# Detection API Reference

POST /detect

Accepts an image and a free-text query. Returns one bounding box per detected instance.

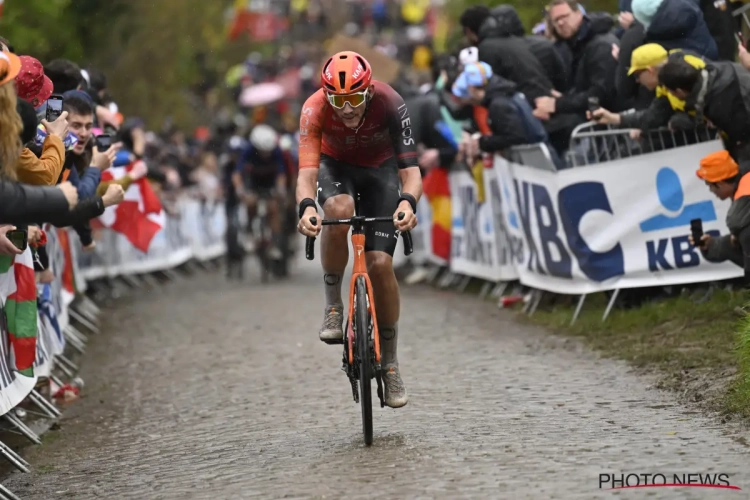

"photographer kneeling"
[691,151,750,279]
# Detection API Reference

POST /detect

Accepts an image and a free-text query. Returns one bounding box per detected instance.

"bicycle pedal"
[321,337,344,345]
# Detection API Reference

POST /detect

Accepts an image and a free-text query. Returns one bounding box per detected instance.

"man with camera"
[690,150,750,280]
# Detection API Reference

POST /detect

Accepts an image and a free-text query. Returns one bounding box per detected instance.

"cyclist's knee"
[323,195,354,219]
[366,252,394,279]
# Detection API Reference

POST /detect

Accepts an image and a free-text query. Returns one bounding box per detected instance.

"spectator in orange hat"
[690,150,750,277]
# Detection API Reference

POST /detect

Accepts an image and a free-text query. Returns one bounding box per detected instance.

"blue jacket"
[67,166,102,200]
[645,0,718,60]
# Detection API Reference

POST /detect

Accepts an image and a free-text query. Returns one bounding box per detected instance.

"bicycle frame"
[345,221,381,366]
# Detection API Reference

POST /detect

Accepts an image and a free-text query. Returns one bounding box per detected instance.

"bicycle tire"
[355,275,373,445]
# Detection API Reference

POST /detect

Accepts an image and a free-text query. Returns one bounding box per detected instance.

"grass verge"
[520,288,750,421]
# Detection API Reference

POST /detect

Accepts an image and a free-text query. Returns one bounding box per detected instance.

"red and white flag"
[97,161,165,253]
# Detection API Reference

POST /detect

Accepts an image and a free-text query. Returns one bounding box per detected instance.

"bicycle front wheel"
[355,275,373,445]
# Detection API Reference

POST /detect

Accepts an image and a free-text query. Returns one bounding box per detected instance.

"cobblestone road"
[6,257,750,499]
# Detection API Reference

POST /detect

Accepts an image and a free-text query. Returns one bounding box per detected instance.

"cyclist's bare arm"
[296,96,324,236]
[296,96,325,203]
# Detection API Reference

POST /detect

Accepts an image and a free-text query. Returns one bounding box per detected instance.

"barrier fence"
[406,126,744,320]
[0,195,226,498]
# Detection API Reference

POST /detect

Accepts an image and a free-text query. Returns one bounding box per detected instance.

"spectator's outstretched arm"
[619,96,674,130]
[96,176,134,197]
[47,197,105,247]
[0,178,70,224]
[47,196,104,228]
[479,98,529,153]
[555,40,618,114]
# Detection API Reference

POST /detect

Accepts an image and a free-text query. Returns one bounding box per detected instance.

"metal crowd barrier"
[566,121,717,167]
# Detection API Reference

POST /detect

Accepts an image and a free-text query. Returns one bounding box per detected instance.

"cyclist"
[295,51,422,408]
[233,124,287,260]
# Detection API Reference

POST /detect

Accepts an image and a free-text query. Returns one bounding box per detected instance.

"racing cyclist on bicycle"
[233,124,287,260]
[296,51,423,408]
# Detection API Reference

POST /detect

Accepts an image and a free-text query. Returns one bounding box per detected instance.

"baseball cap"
[452,62,492,99]
[696,150,739,183]
[0,48,22,86]
[459,47,479,66]
[628,43,668,75]
[15,55,53,108]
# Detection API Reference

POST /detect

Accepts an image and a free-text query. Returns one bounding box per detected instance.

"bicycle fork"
[341,303,385,408]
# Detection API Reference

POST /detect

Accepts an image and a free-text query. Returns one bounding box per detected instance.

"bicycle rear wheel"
[355,275,373,445]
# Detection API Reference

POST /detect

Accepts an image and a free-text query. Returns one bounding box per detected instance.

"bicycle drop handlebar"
[305,213,414,261]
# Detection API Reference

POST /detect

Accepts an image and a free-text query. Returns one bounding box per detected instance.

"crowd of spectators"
[375,0,749,173]
[0,35,229,282]
[336,0,750,296]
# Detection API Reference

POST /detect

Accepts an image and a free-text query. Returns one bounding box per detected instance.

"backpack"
[508,92,548,144]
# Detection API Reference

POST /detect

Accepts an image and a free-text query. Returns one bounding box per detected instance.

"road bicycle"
[305,211,413,446]
[251,195,291,283]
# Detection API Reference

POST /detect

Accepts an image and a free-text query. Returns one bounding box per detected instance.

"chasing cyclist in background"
[295,51,422,408]
[233,124,287,260]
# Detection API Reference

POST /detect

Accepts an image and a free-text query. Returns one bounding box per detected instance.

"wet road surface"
[6,256,750,499]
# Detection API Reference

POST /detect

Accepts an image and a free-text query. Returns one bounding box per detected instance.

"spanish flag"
[423,167,451,261]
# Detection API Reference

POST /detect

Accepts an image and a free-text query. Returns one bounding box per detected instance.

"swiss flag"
[98,161,165,252]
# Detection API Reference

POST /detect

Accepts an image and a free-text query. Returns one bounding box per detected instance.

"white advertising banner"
[449,170,499,280]
[485,140,743,294]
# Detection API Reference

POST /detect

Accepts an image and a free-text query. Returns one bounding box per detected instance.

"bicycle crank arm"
[375,370,385,408]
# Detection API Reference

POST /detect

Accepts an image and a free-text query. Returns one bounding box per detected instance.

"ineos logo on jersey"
[397,103,415,146]
[300,107,313,136]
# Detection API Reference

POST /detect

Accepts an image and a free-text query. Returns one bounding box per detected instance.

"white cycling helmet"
[279,135,293,152]
[249,124,278,152]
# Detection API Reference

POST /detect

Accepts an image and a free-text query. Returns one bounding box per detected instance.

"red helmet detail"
[320,51,373,95]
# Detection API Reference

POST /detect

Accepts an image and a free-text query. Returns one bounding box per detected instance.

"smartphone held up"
[690,218,703,246]
[95,134,112,153]
[46,94,63,122]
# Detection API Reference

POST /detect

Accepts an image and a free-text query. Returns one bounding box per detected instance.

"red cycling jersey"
[298,81,419,170]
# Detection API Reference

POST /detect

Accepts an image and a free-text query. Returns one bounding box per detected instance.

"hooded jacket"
[555,15,620,114]
[475,15,553,102]
[634,0,718,60]
[490,6,570,92]
[476,76,532,153]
